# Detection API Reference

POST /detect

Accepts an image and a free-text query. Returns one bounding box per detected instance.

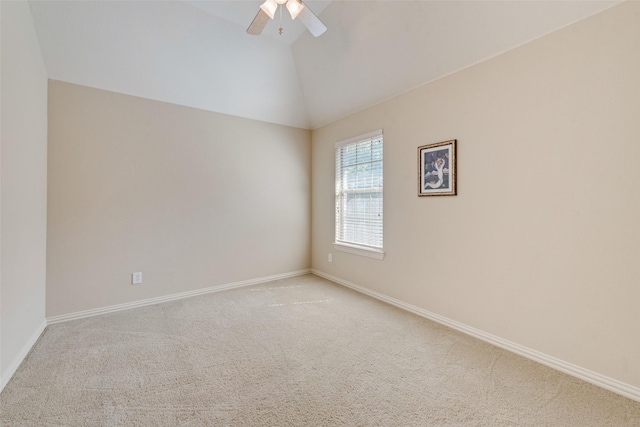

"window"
[334,130,383,259]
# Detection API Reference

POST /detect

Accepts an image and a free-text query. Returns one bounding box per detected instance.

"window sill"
[333,242,385,260]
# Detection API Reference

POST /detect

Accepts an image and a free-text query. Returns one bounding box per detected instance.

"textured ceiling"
[28,1,622,129]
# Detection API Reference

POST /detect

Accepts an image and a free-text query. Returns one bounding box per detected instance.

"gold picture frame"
[418,139,457,197]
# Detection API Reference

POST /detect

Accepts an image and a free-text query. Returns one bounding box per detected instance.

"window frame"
[334,129,384,260]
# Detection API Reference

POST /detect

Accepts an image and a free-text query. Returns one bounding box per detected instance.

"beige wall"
[0,1,49,387]
[311,1,640,389]
[47,81,311,317]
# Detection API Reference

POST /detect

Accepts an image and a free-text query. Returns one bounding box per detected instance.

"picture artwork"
[418,139,457,197]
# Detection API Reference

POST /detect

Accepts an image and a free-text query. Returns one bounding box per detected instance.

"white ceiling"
[28,1,622,129]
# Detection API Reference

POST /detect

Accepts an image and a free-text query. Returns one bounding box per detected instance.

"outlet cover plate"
[132,272,142,285]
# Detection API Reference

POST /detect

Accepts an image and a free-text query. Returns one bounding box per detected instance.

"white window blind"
[335,130,383,251]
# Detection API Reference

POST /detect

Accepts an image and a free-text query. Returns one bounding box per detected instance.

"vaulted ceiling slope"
[29,1,621,130]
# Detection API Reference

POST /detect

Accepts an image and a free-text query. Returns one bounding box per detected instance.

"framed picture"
[418,139,457,196]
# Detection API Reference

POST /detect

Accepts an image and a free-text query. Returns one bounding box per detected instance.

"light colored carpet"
[2,274,639,426]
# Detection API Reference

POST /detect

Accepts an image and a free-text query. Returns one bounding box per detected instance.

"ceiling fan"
[247,0,327,37]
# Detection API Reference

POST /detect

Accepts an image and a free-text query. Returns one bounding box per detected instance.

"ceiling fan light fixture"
[286,0,304,20]
[259,0,278,20]
[248,0,326,37]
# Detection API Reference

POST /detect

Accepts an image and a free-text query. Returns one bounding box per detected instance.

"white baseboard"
[311,269,640,403]
[47,269,311,325]
[0,320,47,394]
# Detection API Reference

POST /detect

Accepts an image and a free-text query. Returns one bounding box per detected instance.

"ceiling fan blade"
[247,9,270,35]
[297,3,327,37]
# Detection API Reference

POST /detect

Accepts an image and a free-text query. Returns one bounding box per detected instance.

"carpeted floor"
[2,274,639,426]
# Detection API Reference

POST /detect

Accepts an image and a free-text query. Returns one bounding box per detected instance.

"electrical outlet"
[132,272,142,285]
[328,253,332,263]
